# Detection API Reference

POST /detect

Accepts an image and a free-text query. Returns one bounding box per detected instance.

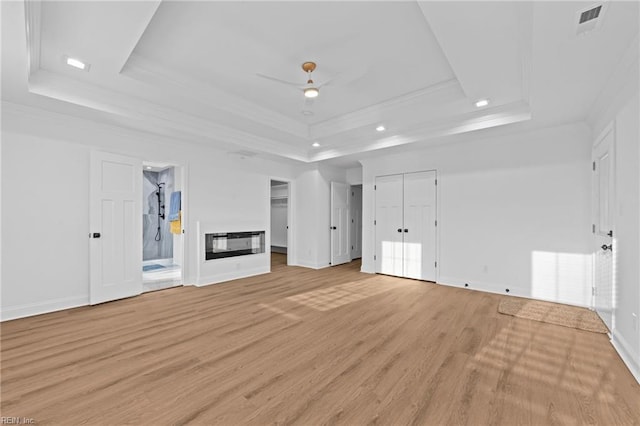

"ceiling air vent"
[575,3,607,36]
[579,5,602,24]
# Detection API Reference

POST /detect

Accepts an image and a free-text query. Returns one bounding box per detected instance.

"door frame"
[330,181,351,266]
[141,160,188,288]
[268,177,295,266]
[373,170,439,282]
[349,184,363,260]
[591,123,616,328]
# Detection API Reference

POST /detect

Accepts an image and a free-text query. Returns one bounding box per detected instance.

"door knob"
[607,230,613,237]
[330,226,337,230]
[404,229,408,233]
[397,228,402,233]
[601,244,612,251]
[92,233,101,238]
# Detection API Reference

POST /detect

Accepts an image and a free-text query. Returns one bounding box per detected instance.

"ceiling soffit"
[22,1,535,163]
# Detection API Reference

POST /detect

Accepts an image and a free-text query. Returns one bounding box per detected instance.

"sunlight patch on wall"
[531,251,592,306]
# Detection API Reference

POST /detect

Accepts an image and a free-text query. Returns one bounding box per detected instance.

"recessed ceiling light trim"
[312,142,320,147]
[376,125,386,132]
[475,99,489,108]
[64,55,90,71]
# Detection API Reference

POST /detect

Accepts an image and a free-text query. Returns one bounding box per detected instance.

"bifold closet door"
[403,171,437,281]
[374,174,404,276]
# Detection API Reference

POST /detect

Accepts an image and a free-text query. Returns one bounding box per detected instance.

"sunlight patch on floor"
[286,280,394,311]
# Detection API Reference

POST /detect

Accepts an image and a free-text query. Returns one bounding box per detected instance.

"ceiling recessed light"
[312,142,320,147]
[66,57,87,70]
[475,99,489,108]
[376,125,386,132]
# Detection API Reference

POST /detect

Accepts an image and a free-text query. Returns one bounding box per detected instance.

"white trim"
[195,267,269,287]
[437,277,593,309]
[24,0,41,77]
[1,296,89,322]
[291,260,329,270]
[611,329,640,384]
[268,177,296,266]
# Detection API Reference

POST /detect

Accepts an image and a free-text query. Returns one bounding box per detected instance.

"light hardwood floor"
[2,254,639,425]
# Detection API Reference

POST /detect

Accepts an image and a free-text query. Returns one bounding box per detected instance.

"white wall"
[362,122,593,307]
[610,94,640,382]
[292,164,347,269]
[0,102,307,320]
[588,36,639,383]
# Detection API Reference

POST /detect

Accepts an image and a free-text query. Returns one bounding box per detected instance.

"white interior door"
[350,185,363,260]
[375,175,404,276]
[330,182,350,266]
[90,151,142,305]
[403,171,437,281]
[593,130,615,330]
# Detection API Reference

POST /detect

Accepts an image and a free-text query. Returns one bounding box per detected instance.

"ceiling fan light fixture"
[304,87,319,98]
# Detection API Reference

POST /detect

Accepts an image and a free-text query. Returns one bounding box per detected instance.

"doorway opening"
[142,163,184,292]
[350,184,363,260]
[270,179,289,270]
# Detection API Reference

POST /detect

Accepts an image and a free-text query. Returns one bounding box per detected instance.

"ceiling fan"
[257,61,331,100]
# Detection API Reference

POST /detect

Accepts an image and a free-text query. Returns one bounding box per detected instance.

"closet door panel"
[375,174,404,276]
[403,171,437,281]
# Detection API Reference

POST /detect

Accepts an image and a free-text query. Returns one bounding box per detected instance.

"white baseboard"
[611,330,640,384]
[1,295,89,322]
[437,276,592,309]
[290,259,328,270]
[195,266,269,287]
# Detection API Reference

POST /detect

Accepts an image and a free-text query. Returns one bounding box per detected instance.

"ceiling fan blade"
[256,73,302,88]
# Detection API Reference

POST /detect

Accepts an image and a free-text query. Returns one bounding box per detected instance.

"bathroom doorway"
[142,163,184,292]
[270,179,289,269]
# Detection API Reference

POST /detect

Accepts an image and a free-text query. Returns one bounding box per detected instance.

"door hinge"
[592,161,596,171]
[435,261,437,268]
[435,179,438,186]
[352,191,354,196]
[592,224,596,233]
[352,245,354,250]
[435,220,437,226]
[374,255,377,260]
[374,220,376,225]
[592,287,596,296]
[374,185,377,190]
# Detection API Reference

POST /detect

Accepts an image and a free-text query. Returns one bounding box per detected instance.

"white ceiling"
[1,1,638,166]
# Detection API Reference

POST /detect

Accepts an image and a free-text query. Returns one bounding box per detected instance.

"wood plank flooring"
[2,254,639,425]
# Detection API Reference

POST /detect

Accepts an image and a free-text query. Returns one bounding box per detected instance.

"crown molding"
[24,0,41,77]
[122,53,310,140]
[309,79,460,140]
[27,69,311,162]
[308,100,531,162]
[517,1,533,104]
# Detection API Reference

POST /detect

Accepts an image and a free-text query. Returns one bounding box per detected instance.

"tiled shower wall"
[143,168,174,261]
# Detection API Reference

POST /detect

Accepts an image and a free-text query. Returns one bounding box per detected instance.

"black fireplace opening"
[205,231,265,260]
